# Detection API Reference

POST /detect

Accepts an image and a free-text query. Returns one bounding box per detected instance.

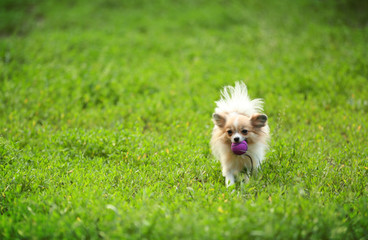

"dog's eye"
[241,129,248,134]
[227,130,233,135]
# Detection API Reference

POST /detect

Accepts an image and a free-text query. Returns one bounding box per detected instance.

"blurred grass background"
[1,0,368,239]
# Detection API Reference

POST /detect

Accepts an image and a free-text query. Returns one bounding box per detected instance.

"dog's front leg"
[225,173,235,187]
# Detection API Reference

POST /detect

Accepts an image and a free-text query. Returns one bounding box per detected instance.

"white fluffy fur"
[215,82,264,116]
[211,82,270,186]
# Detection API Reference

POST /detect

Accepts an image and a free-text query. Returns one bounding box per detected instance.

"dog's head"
[212,112,268,144]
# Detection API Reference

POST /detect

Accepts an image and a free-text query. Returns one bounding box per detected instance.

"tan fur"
[215,113,268,145]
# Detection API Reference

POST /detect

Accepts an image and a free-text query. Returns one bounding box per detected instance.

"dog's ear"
[212,113,226,128]
[251,113,268,128]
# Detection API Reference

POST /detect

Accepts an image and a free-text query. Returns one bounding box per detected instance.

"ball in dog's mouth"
[231,140,248,155]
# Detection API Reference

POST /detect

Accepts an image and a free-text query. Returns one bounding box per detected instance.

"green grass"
[1,0,368,239]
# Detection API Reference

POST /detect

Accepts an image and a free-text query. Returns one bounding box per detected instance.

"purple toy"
[231,141,248,155]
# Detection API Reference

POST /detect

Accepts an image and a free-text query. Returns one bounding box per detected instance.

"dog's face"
[212,112,267,144]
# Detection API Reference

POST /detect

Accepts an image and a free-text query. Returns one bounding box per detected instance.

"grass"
[1,0,368,239]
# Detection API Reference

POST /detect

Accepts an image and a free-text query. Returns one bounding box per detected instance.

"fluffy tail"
[214,82,264,116]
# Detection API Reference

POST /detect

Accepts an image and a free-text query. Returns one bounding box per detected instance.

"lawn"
[1,0,368,239]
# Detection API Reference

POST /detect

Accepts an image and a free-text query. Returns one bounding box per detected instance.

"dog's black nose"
[234,137,240,142]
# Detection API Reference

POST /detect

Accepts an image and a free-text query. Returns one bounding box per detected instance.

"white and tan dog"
[211,82,270,186]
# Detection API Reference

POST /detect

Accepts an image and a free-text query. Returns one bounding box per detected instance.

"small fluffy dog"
[210,82,270,186]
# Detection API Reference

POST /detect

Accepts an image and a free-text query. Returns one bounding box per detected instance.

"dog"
[210,82,270,186]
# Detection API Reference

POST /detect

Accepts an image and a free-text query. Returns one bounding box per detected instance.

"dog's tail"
[215,82,264,116]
